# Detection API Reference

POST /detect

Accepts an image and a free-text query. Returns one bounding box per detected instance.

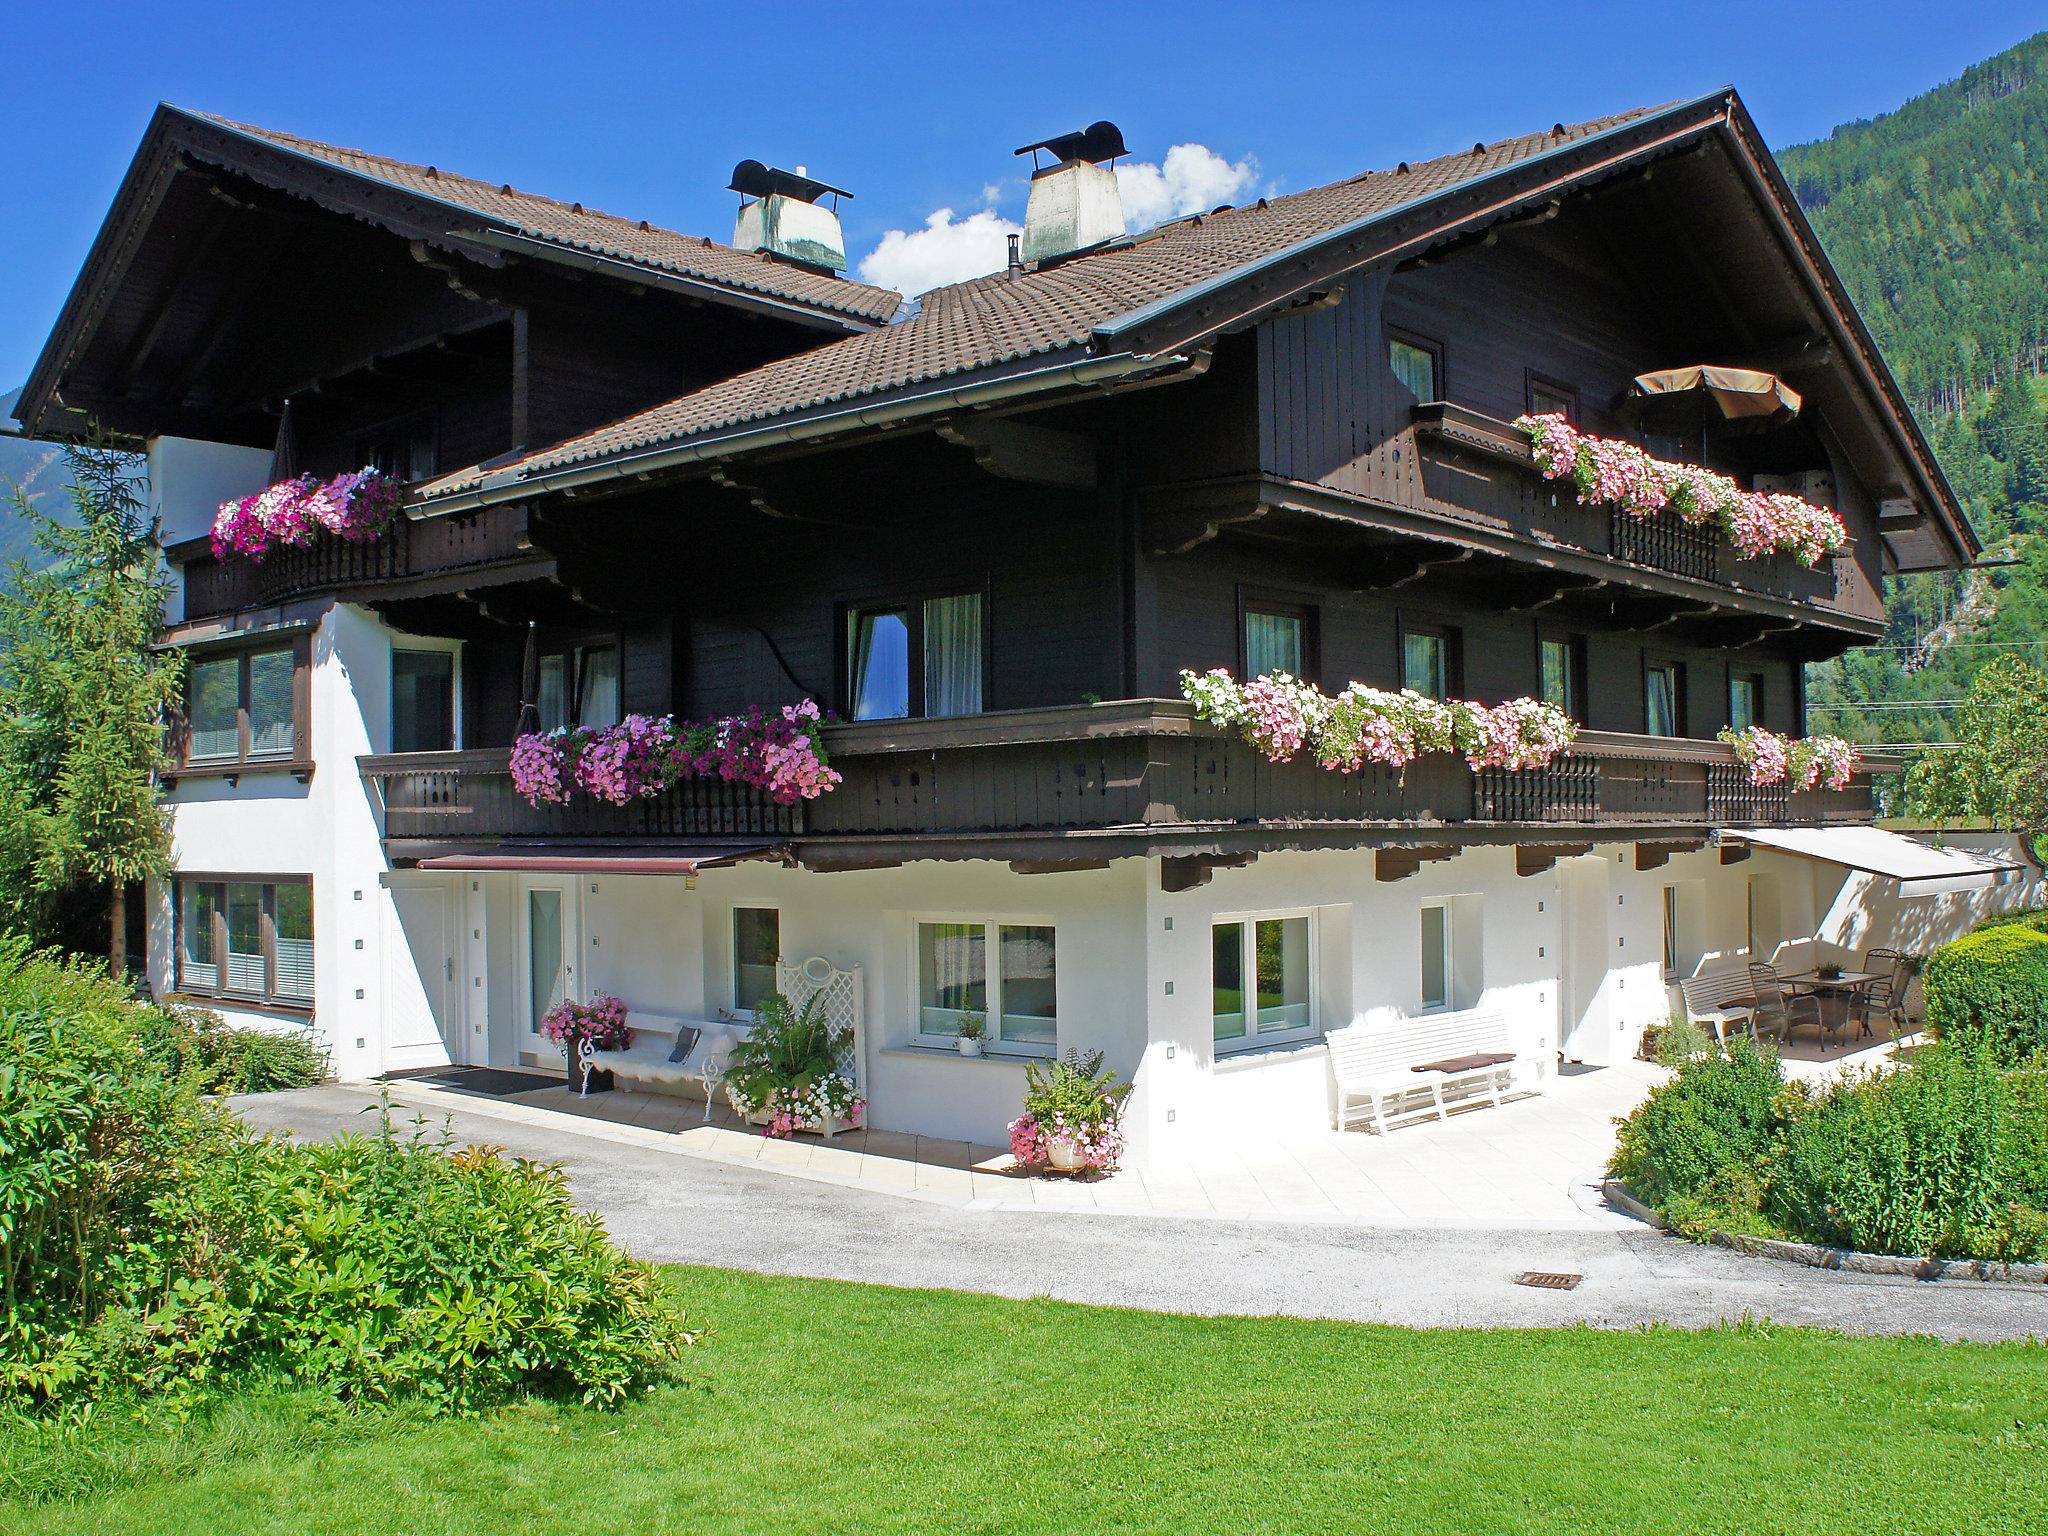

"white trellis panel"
[778,955,866,1093]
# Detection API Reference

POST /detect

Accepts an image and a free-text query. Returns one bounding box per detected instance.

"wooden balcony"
[362,701,1888,862]
[1411,402,1869,621]
[175,507,539,619]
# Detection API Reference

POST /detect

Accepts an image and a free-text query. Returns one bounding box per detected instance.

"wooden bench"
[1677,969,1758,1045]
[584,1012,740,1120]
[1327,1009,1519,1134]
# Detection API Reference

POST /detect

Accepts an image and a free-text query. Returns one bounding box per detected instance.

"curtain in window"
[1245,611,1303,679]
[997,925,1056,1044]
[225,882,266,993]
[850,609,912,721]
[537,656,568,732]
[579,647,621,729]
[1646,667,1678,737]
[917,922,985,1035]
[1403,632,1447,700]
[189,658,239,760]
[1389,338,1437,400]
[181,882,218,990]
[923,594,984,717]
[273,883,314,1002]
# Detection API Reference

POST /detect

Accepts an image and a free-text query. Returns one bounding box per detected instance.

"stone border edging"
[1602,1180,2048,1285]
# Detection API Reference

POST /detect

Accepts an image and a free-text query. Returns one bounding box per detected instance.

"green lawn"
[5,1266,2045,1535]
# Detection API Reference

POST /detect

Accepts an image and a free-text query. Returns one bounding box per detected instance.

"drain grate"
[1515,1270,1584,1291]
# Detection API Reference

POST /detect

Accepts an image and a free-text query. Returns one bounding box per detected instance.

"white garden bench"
[1677,967,1758,1045]
[1327,1009,1520,1134]
[583,1012,740,1120]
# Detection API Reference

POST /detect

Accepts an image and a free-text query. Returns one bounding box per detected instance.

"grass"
[5,1266,2045,1535]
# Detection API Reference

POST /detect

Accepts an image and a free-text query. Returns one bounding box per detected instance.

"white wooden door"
[384,882,458,1071]
[1557,857,1610,1066]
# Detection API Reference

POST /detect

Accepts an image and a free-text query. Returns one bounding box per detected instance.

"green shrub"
[0,939,690,1418]
[1968,906,2048,935]
[130,1005,327,1094]
[1924,924,2048,1063]
[1768,1046,2048,1261]
[1609,1037,1785,1205]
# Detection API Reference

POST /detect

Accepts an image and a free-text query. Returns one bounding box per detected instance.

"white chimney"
[1015,121,1129,265]
[729,160,851,274]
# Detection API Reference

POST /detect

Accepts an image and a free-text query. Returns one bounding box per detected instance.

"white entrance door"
[384,882,459,1072]
[1557,857,1611,1066]
[518,877,580,1061]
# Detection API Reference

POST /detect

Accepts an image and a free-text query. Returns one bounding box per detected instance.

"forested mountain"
[1782,32,2048,745]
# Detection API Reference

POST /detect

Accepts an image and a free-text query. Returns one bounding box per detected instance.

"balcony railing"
[361,701,1888,854]
[176,507,535,619]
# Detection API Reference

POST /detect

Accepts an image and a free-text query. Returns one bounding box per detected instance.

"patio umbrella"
[1629,365,1801,424]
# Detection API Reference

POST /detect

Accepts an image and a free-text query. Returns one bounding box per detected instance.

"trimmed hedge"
[1925,923,2048,1064]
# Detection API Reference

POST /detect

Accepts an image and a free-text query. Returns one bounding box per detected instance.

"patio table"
[1783,970,1884,1038]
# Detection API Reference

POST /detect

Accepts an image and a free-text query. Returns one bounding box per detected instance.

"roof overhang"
[1724,825,2019,894]
[414,842,779,876]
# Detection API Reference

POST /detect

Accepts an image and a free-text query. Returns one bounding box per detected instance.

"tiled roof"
[194,113,904,327]
[416,106,1664,501]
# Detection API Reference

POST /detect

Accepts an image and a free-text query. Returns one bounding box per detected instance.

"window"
[915,918,1056,1053]
[537,641,619,732]
[1212,914,1313,1049]
[846,593,985,722]
[1645,661,1682,738]
[1539,635,1585,721]
[360,414,439,482]
[1388,329,1441,401]
[175,876,313,1008]
[1243,596,1316,681]
[180,640,304,768]
[392,649,457,753]
[1402,624,1458,701]
[1729,672,1762,733]
[1527,374,1579,422]
[1420,902,1450,1012]
[1662,885,1681,978]
[733,907,780,1014]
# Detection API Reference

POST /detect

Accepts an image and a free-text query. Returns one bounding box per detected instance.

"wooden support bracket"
[1160,852,1257,893]
[1375,846,1458,882]
[1515,843,1593,878]
[1719,842,1753,865]
[1635,839,1706,872]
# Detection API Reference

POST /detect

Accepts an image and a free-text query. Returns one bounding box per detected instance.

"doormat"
[1514,1271,1584,1290]
[383,1067,557,1099]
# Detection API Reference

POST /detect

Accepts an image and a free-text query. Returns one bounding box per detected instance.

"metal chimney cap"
[728,160,853,205]
[1013,121,1128,167]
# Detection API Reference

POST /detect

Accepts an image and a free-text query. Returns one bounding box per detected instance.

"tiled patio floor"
[379,1029,1926,1229]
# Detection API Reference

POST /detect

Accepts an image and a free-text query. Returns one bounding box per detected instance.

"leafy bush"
[1925,923,2048,1063]
[130,1005,327,1093]
[725,990,852,1114]
[1769,1047,2048,1260]
[0,939,690,1419]
[1968,906,2048,935]
[1610,1037,1784,1206]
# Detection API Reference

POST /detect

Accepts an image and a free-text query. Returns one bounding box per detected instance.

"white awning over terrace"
[1724,826,2021,896]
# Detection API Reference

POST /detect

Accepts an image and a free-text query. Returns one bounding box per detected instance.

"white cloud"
[1116,143,1261,231]
[857,206,1021,299]
[855,143,1260,301]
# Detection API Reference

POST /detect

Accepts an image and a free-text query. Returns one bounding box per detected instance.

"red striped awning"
[415,843,775,876]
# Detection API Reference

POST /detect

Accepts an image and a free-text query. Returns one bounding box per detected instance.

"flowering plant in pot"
[724,991,864,1136]
[540,993,632,1093]
[1716,726,1857,791]
[1009,1049,1132,1176]
[508,700,842,809]
[954,1010,987,1058]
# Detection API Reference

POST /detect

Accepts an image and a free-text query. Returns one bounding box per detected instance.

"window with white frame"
[1212,914,1314,1049]
[915,919,1056,1053]
[1419,902,1451,1012]
[733,906,780,1015]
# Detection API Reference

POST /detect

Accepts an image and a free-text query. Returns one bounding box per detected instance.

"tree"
[0,441,180,967]
[1899,654,2048,843]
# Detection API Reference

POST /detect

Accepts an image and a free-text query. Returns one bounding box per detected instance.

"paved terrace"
[233,1029,2048,1341]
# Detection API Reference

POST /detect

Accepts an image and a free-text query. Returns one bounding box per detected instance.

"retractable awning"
[416,843,777,876]
[1724,826,2019,894]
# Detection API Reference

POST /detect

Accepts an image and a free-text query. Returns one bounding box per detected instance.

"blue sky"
[1,1,2040,391]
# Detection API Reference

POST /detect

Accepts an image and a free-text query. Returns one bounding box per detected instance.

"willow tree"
[0,441,180,966]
